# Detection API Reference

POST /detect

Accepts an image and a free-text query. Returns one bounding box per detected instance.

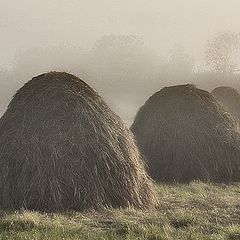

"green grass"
[0,182,239,240]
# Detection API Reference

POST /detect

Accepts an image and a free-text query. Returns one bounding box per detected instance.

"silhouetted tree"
[206,32,240,73]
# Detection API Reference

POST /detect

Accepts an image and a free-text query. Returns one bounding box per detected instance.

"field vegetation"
[0,182,239,240]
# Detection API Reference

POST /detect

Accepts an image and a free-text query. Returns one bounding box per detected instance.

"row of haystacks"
[0,72,157,212]
[0,71,240,212]
[131,84,240,183]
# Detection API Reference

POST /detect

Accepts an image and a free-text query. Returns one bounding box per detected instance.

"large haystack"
[131,84,240,183]
[0,72,157,211]
[212,86,240,121]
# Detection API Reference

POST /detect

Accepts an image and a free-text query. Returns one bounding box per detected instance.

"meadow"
[0,182,239,240]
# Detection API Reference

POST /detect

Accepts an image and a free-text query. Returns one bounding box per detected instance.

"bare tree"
[206,32,240,73]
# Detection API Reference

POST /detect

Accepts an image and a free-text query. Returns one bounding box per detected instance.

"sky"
[1,0,240,123]
[1,0,240,68]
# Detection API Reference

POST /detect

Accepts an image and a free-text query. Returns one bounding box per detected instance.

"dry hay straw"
[131,84,240,183]
[0,72,157,212]
[212,86,240,122]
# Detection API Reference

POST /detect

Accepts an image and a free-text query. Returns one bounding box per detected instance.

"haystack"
[131,84,240,183]
[0,72,157,211]
[212,86,240,121]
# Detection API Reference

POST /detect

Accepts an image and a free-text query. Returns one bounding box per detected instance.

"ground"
[0,182,239,240]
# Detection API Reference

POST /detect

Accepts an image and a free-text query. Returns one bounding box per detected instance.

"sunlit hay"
[0,71,157,212]
[131,84,240,183]
[212,86,240,122]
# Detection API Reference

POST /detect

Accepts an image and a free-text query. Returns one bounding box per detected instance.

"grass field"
[0,182,239,240]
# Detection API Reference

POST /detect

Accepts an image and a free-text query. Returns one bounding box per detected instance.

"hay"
[212,86,240,121]
[131,84,240,183]
[0,72,157,212]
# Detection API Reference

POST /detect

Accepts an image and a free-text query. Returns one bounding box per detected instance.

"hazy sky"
[1,0,240,123]
[1,0,240,68]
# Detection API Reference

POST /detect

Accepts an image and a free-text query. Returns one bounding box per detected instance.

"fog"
[1,0,240,124]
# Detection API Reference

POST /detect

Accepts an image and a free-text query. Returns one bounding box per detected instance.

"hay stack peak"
[131,84,240,183]
[0,71,157,211]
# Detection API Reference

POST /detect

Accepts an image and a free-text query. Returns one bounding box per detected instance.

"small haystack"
[0,72,157,211]
[212,86,240,121]
[131,84,240,183]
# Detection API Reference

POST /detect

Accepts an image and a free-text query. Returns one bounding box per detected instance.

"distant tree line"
[1,31,240,123]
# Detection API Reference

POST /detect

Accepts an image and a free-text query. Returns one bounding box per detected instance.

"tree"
[166,44,195,77]
[88,34,164,93]
[206,32,240,73]
[86,35,166,124]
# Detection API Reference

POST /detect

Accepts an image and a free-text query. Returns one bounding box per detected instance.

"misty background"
[1,0,240,125]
